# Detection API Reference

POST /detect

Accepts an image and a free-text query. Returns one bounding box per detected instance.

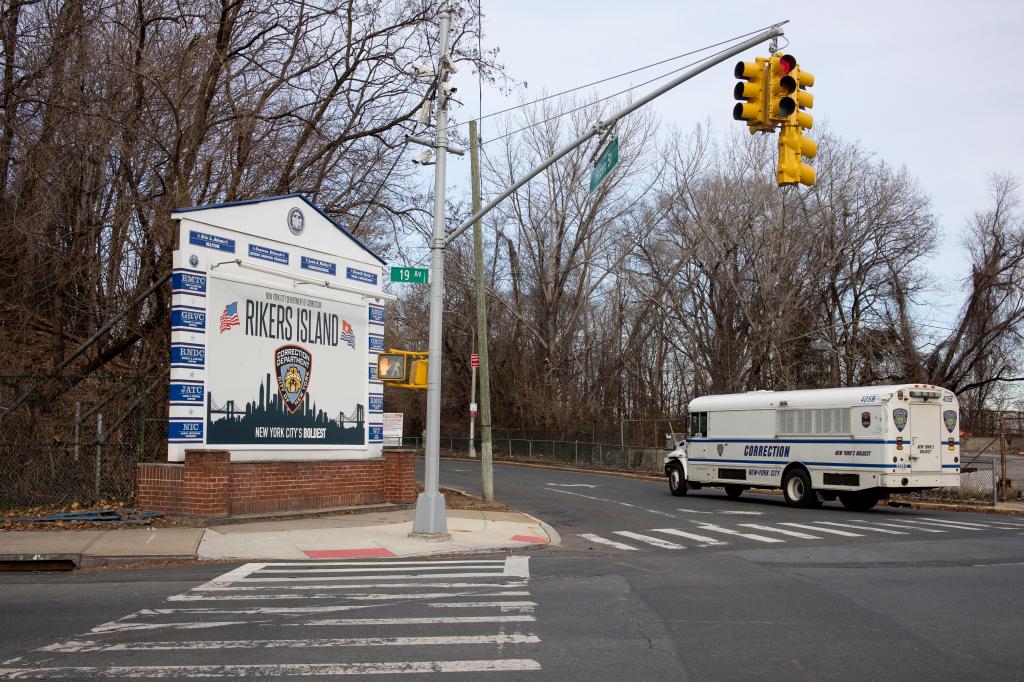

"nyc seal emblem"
[893,408,908,432]
[717,443,725,456]
[943,410,957,433]
[275,344,312,413]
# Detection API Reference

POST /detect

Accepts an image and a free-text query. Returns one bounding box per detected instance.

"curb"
[438,484,560,548]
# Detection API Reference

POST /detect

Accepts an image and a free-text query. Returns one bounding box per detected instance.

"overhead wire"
[455,22,779,131]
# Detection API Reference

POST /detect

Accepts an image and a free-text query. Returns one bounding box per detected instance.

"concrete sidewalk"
[0,509,558,568]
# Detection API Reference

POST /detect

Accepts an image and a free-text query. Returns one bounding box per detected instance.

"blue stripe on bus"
[687,457,894,469]
[687,438,960,446]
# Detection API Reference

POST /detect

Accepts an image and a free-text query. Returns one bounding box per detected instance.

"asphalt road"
[1,459,1022,680]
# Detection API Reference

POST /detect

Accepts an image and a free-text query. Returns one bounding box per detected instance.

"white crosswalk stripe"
[579,533,639,550]
[1,558,542,678]
[738,523,821,539]
[693,523,785,543]
[900,519,990,531]
[613,531,686,549]
[812,521,910,535]
[649,528,729,546]
[778,522,864,537]
[852,520,947,533]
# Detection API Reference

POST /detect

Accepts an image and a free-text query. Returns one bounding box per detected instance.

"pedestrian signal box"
[378,350,428,389]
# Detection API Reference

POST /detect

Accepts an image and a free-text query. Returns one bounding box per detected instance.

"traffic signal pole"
[415,16,785,535]
[443,22,786,249]
[412,6,452,537]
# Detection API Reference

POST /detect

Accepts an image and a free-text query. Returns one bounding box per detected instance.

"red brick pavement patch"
[303,548,396,559]
[511,534,548,544]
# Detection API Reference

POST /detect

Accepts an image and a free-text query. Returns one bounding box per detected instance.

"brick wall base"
[137,450,418,518]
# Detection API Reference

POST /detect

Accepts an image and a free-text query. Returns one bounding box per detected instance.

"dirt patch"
[1,502,185,532]
[422,484,515,513]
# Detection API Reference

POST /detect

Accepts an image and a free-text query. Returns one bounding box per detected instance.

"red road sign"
[471,353,479,368]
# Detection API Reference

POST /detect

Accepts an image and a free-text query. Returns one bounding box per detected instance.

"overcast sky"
[437,0,1022,333]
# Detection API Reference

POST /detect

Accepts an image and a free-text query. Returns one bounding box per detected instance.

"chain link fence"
[405,436,667,475]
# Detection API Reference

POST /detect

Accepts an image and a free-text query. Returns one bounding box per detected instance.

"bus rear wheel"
[668,463,687,497]
[783,468,821,508]
[724,485,744,499]
[838,491,879,511]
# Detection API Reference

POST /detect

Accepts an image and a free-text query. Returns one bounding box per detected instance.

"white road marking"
[256,565,502,575]
[545,483,598,488]
[89,621,254,635]
[693,523,784,543]
[645,509,678,517]
[289,615,536,626]
[813,521,909,535]
[168,590,531,602]
[0,659,543,677]
[193,581,526,592]
[234,572,505,583]
[260,560,505,567]
[503,556,531,579]
[738,524,821,539]
[133,601,537,616]
[613,531,685,550]
[854,520,947,533]
[676,508,713,514]
[717,510,764,515]
[901,519,988,531]
[41,633,542,654]
[578,534,638,551]
[649,528,728,546]
[258,561,501,573]
[908,518,993,529]
[986,521,1024,528]
[779,522,863,537]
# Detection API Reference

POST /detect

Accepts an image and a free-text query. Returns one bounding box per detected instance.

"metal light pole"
[412,6,452,537]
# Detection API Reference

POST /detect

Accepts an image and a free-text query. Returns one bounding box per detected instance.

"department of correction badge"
[893,408,908,432]
[943,410,957,433]
[275,344,312,413]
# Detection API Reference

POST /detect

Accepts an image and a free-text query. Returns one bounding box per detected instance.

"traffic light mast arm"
[442,22,787,248]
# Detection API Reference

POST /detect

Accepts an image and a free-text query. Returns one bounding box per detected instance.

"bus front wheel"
[668,463,687,497]
[783,468,821,508]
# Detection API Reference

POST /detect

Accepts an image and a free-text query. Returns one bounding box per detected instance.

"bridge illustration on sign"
[206,373,364,445]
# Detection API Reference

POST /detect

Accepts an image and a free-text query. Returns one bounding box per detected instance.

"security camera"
[410,60,434,77]
[412,149,433,165]
[441,82,458,96]
[417,100,432,125]
[442,55,458,74]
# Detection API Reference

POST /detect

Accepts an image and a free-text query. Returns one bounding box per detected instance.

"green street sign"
[391,266,429,284]
[589,137,619,193]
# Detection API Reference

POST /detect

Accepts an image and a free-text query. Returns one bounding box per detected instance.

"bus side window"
[690,412,707,438]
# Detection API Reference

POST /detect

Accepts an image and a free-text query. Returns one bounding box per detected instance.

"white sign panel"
[383,413,404,446]
[205,277,366,447]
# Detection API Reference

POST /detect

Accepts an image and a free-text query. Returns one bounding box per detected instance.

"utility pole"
[468,328,476,458]
[470,119,494,501]
[412,6,453,537]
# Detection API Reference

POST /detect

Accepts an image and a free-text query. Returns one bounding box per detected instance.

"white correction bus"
[664,384,961,510]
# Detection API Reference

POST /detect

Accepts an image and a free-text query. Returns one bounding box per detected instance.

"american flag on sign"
[340,319,356,349]
[219,302,240,333]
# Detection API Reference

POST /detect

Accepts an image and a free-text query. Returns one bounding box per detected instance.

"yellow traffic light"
[778,124,817,186]
[732,57,774,133]
[772,54,816,187]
